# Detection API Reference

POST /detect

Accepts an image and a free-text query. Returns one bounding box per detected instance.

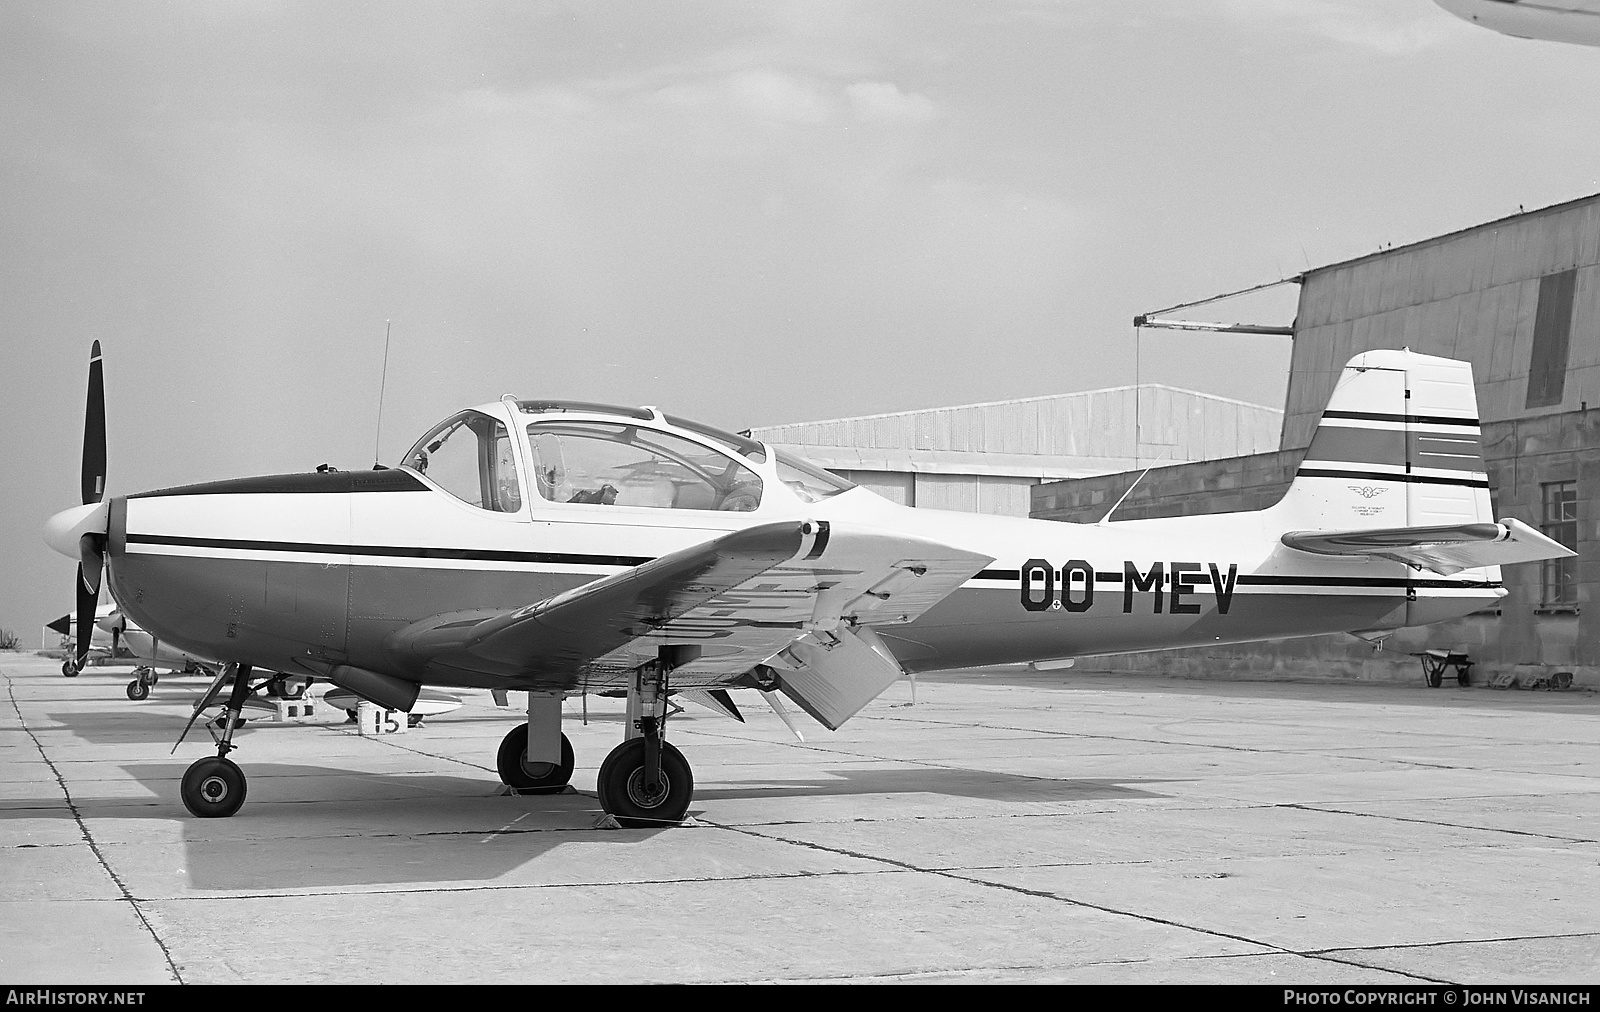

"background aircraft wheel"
[180,757,248,818]
[126,679,149,701]
[496,725,575,793]
[596,738,693,828]
[61,660,79,677]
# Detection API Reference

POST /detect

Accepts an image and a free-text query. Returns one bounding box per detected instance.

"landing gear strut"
[595,646,699,827]
[180,663,254,818]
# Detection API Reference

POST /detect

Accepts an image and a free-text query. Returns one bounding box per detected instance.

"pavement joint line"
[733,947,1421,984]
[4,670,185,984]
[1279,802,1600,845]
[730,961,1059,983]
[866,709,1600,758]
[136,864,906,903]
[323,724,499,774]
[709,817,1458,984]
[1307,929,1600,956]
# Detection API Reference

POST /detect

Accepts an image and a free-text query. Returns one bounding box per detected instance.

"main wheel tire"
[180,757,248,818]
[126,679,149,701]
[596,737,693,828]
[496,725,575,793]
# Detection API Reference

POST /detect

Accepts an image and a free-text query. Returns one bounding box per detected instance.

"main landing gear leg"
[496,692,574,793]
[596,646,697,828]
[180,663,252,819]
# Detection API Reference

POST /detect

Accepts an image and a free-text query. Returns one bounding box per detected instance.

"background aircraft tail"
[1271,349,1490,533]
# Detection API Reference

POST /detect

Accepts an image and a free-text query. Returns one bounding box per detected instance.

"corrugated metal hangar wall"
[1037,193,1600,685]
[749,386,1282,517]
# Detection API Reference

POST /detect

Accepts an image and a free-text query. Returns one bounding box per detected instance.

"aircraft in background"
[50,601,316,704]
[49,601,213,695]
[44,342,1573,826]
[1435,0,1600,48]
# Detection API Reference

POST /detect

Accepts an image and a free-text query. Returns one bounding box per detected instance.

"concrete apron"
[2,652,1598,984]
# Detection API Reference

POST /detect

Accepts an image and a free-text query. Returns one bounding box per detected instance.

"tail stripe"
[1295,467,1490,488]
[1322,409,1479,427]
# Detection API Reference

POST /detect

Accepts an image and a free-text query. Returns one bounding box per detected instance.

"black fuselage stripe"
[126,534,1502,592]
[962,568,1495,591]
[126,533,650,567]
[1295,467,1490,488]
[1321,410,1480,427]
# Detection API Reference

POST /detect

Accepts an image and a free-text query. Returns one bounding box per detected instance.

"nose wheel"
[125,666,158,700]
[180,756,248,818]
[178,662,257,819]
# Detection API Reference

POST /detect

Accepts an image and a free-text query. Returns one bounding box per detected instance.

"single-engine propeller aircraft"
[50,601,218,698]
[45,342,1574,825]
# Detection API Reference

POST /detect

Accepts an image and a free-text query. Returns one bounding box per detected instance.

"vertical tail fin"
[1272,349,1491,532]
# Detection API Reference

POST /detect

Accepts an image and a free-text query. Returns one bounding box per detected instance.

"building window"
[1526,269,1577,409]
[1541,480,1579,607]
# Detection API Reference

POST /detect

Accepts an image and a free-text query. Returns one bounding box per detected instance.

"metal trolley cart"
[1419,649,1473,687]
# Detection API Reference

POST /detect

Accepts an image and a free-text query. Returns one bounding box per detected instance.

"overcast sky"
[4,0,1599,640]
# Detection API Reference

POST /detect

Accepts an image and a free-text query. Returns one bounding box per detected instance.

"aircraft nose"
[43,501,110,558]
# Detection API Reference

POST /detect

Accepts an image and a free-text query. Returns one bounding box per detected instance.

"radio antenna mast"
[373,320,392,468]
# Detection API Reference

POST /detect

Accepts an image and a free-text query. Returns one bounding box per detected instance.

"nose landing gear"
[179,663,256,819]
[125,666,158,701]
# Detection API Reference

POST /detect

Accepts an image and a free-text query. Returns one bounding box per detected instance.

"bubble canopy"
[401,401,853,513]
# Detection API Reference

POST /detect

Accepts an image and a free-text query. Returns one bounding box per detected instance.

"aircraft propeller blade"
[81,341,106,506]
[66,342,108,675]
[74,564,97,672]
[760,689,805,742]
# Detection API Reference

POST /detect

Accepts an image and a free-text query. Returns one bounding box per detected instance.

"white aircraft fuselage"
[100,463,1493,690]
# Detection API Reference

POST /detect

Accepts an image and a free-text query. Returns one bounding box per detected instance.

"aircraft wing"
[1282,518,1574,576]
[387,520,993,689]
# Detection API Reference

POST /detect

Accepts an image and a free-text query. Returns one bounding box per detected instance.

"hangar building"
[747,386,1281,516]
[1036,193,1600,685]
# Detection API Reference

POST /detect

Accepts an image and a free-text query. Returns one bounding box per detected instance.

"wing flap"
[1282,518,1574,575]
[587,525,992,681]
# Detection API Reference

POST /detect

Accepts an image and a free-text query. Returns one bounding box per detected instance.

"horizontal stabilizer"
[1282,518,1575,576]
